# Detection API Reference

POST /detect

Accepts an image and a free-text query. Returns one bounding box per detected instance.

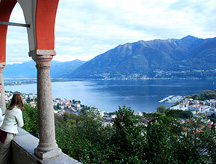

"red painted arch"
[36,0,59,50]
[0,0,59,63]
[0,0,17,63]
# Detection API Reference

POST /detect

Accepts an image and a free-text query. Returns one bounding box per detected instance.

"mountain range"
[3,35,216,79]
[3,59,86,78]
[70,35,216,79]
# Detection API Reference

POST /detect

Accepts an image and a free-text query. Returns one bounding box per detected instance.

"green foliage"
[178,110,193,118]
[143,112,162,119]
[107,112,116,116]
[208,113,216,123]
[181,118,214,163]
[109,106,147,163]
[72,99,81,104]
[167,110,193,119]
[55,110,113,164]
[25,96,31,103]
[22,105,216,164]
[146,116,176,163]
[145,115,214,163]
[156,105,166,113]
[171,99,185,108]
[190,90,216,100]
[22,104,39,136]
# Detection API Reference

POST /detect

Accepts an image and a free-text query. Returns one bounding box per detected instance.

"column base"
[34,147,62,159]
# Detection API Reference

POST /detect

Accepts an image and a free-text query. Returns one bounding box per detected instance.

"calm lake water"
[5,79,216,113]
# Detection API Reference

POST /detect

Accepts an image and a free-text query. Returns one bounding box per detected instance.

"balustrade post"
[29,50,61,159]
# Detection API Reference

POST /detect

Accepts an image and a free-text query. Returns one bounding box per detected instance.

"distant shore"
[4,77,216,87]
[5,79,216,113]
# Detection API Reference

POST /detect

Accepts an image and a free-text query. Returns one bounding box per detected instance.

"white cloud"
[10,3,25,23]
[4,0,216,64]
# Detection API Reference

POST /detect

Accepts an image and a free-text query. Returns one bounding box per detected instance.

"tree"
[157,105,166,113]
[178,110,193,118]
[146,116,175,163]
[22,104,39,137]
[110,106,147,163]
[146,115,204,163]
[22,104,216,164]
[167,110,193,119]
[55,109,113,164]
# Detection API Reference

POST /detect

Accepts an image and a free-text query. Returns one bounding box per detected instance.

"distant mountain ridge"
[70,35,216,79]
[3,60,86,78]
[4,35,216,79]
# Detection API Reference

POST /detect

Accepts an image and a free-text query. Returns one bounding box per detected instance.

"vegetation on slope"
[22,104,216,164]
[187,89,216,101]
[71,36,216,79]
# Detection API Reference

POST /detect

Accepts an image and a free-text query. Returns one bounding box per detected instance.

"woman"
[0,83,4,126]
[0,94,24,164]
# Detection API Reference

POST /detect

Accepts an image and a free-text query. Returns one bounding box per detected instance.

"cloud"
[4,0,216,64]
[167,0,216,37]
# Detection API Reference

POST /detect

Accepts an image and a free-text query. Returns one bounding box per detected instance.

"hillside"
[70,35,216,79]
[4,36,216,79]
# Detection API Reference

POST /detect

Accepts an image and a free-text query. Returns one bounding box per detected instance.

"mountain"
[3,60,86,78]
[4,60,37,78]
[70,35,216,79]
[50,60,86,78]
[4,36,216,79]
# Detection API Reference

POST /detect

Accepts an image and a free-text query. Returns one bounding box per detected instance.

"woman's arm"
[15,109,24,127]
[0,108,4,124]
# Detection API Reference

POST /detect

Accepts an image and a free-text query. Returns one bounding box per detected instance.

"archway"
[0,0,61,159]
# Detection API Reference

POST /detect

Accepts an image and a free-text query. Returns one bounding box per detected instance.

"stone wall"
[12,128,81,164]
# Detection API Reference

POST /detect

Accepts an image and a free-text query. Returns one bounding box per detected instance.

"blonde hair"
[7,94,25,111]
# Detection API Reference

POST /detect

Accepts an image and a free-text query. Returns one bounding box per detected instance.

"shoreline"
[4,77,216,86]
[4,79,216,113]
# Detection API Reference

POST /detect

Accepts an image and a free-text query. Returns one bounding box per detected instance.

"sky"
[5,0,216,64]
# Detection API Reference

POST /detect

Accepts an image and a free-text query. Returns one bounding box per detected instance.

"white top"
[0,106,24,134]
[0,108,4,126]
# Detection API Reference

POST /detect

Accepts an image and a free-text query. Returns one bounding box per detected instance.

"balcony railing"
[11,128,81,164]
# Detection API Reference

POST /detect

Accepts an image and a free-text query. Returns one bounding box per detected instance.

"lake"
[5,79,216,113]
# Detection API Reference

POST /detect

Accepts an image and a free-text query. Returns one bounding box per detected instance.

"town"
[5,91,118,126]
[170,97,216,116]
[4,91,216,129]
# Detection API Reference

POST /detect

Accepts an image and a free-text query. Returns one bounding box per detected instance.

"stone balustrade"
[12,128,81,164]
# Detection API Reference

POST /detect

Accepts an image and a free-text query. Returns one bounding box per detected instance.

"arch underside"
[0,0,60,159]
[0,0,17,63]
[0,0,59,63]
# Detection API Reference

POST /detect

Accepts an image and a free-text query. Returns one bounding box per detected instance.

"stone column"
[0,63,6,115]
[29,50,61,159]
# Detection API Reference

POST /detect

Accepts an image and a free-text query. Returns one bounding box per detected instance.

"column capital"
[29,50,56,68]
